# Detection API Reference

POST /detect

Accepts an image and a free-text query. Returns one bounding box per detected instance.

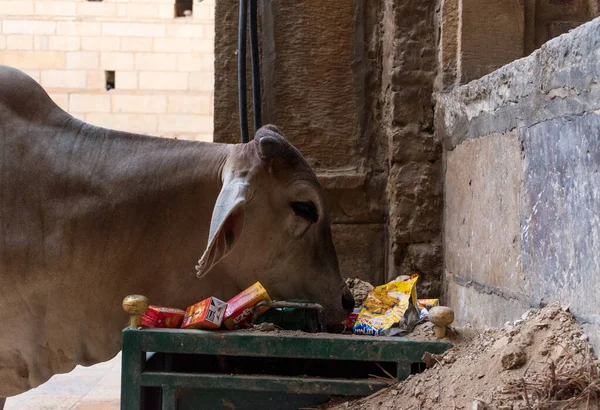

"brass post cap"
[122,295,149,315]
[428,306,455,326]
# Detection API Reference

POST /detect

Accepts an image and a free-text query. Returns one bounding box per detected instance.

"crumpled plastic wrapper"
[353,274,420,336]
[345,278,375,308]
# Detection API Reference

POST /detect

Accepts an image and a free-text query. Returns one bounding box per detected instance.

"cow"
[0,65,355,401]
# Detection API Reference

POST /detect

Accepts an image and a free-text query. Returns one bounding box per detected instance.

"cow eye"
[290,201,318,223]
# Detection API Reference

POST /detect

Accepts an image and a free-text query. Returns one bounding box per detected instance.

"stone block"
[189,72,214,91]
[86,71,105,89]
[459,0,525,83]
[135,53,177,71]
[0,35,5,49]
[521,112,600,328]
[34,36,49,50]
[0,1,34,15]
[190,39,213,53]
[87,113,158,134]
[66,51,99,70]
[331,223,386,285]
[138,71,188,90]
[389,125,441,163]
[57,22,101,37]
[166,24,203,38]
[167,95,212,115]
[3,20,56,35]
[6,35,33,50]
[391,241,442,297]
[125,4,160,19]
[158,4,175,19]
[41,70,87,89]
[81,37,120,52]
[321,173,387,224]
[153,37,193,53]
[69,94,111,113]
[111,95,167,114]
[49,36,80,51]
[389,161,442,243]
[77,1,117,17]
[444,131,522,289]
[100,52,134,70]
[120,37,153,52]
[158,114,213,133]
[101,23,166,38]
[34,1,76,17]
[0,51,65,69]
[391,86,433,127]
[115,71,138,90]
[176,54,204,71]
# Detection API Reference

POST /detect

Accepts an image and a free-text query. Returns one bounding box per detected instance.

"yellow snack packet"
[353,274,419,335]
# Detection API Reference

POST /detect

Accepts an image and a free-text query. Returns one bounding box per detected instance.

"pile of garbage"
[141,282,271,331]
[139,274,447,336]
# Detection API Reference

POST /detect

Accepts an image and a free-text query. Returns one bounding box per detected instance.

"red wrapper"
[142,305,186,329]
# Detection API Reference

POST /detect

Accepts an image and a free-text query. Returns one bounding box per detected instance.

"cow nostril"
[342,294,355,312]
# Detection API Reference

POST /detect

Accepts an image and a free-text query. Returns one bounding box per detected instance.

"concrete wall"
[438,17,600,349]
[0,0,214,141]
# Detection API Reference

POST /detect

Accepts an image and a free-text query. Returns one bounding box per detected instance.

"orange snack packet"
[142,305,186,329]
[181,297,227,329]
[223,282,271,330]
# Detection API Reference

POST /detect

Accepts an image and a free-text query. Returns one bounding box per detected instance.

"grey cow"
[0,65,354,402]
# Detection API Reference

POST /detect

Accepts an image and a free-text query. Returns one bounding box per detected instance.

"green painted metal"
[128,328,451,362]
[143,372,389,395]
[121,327,452,410]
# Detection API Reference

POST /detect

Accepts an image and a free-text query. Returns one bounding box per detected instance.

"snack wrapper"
[181,297,227,329]
[417,298,439,310]
[142,305,186,329]
[223,282,271,330]
[353,274,419,336]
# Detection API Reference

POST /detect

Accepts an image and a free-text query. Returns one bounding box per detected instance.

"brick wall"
[0,0,214,141]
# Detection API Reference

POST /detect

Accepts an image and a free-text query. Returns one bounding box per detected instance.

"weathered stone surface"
[331,224,386,285]
[391,241,443,296]
[459,0,525,84]
[389,162,442,243]
[445,131,523,290]
[437,18,600,150]
[389,125,441,163]
[440,17,600,350]
[521,112,600,327]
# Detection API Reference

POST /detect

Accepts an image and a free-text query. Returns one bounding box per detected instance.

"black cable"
[238,0,249,143]
[249,0,262,132]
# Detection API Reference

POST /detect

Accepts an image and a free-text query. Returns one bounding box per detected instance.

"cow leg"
[0,398,5,410]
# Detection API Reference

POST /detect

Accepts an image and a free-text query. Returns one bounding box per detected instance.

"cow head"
[195,125,355,325]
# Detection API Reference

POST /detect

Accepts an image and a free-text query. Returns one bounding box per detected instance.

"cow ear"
[195,178,247,278]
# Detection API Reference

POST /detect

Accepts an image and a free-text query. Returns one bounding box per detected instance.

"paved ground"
[5,353,121,410]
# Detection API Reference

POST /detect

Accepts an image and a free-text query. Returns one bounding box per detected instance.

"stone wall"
[436,0,599,88]
[213,1,444,291]
[214,0,389,285]
[381,0,443,295]
[0,0,215,141]
[438,18,600,349]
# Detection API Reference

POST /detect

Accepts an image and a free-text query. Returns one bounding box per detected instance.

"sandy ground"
[4,353,121,410]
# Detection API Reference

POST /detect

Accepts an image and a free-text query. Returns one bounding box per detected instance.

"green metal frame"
[121,328,452,410]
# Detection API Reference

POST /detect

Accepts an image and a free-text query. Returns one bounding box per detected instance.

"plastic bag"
[353,274,419,336]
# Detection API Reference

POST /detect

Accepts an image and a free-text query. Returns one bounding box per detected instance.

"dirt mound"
[325,303,599,409]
